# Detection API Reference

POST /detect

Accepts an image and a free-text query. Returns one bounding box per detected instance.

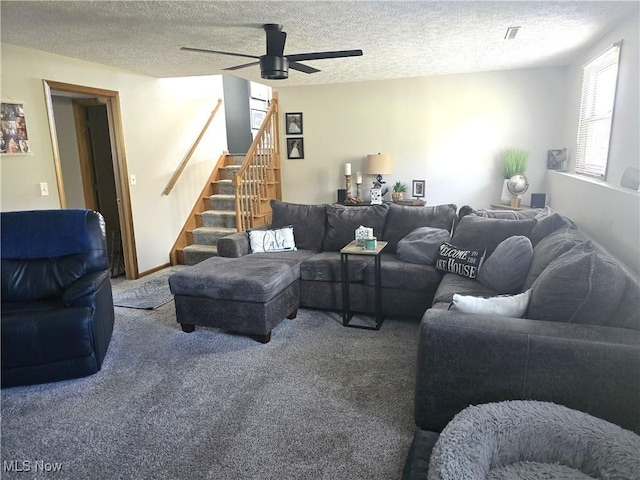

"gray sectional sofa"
[218,200,459,319]
[187,199,638,477]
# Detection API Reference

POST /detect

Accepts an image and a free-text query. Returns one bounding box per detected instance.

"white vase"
[500,179,511,204]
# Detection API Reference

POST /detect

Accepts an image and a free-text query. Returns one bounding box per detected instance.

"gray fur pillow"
[478,236,533,294]
[397,227,451,265]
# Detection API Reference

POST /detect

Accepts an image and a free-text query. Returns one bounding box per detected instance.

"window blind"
[575,41,621,179]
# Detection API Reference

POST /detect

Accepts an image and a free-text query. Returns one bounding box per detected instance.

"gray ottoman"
[168,256,299,343]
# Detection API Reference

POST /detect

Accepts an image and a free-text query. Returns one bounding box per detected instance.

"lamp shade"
[365,154,393,175]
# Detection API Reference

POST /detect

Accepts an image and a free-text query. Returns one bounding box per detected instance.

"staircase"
[178,154,243,265]
[168,93,281,266]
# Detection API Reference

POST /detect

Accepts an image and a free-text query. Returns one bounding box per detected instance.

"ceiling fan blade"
[180,47,260,60]
[266,29,287,57]
[223,61,261,71]
[286,49,363,62]
[289,61,320,74]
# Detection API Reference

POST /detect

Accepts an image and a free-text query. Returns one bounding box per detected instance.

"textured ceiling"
[1,1,638,86]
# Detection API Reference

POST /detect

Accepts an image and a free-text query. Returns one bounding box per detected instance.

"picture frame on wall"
[251,109,266,130]
[412,180,426,198]
[1,102,31,155]
[287,137,304,159]
[285,112,303,135]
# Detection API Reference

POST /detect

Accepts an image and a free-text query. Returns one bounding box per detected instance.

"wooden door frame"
[43,79,139,279]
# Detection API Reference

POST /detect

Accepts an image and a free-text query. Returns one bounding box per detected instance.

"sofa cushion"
[522,226,590,291]
[382,203,457,253]
[529,209,571,246]
[433,273,499,305]
[451,215,536,257]
[322,203,389,252]
[300,252,372,282]
[397,227,451,265]
[435,242,485,279]
[364,254,442,292]
[271,200,326,252]
[527,244,626,326]
[477,236,533,294]
[452,289,531,318]
[458,205,539,221]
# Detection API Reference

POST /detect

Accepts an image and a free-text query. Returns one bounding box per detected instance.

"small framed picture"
[412,180,425,198]
[287,137,304,159]
[251,109,266,130]
[1,101,31,155]
[285,112,303,135]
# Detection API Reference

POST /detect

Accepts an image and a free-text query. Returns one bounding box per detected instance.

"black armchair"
[1,209,115,387]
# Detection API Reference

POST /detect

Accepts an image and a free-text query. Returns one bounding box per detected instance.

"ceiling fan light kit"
[181,23,362,80]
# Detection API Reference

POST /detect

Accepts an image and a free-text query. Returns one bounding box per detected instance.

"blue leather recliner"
[1,209,115,387]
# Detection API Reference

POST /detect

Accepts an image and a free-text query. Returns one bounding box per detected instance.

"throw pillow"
[435,242,486,279]
[477,236,533,294]
[381,203,457,253]
[528,209,571,246]
[527,244,626,325]
[451,290,531,317]
[270,200,326,251]
[322,203,389,252]
[451,215,536,257]
[522,225,590,291]
[248,226,297,254]
[397,227,451,265]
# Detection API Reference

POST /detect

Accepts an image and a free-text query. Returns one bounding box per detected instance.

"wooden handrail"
[163,98,223,196]
[233,92,280,231]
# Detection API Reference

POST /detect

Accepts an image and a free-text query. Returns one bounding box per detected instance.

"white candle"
[356,172,362,184]
[345,163,351,176]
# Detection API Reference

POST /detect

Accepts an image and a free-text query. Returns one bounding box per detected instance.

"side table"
[340,240,388,330]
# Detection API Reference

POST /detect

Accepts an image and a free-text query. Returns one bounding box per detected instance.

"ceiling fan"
[181,24,363,80]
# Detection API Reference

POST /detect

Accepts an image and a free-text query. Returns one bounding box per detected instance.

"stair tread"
[191,226,235,233]
[201,210,236,215]
[181,244,218,252]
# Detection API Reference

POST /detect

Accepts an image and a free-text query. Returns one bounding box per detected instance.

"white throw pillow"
[452,289,531,318]
[248,226,297,253]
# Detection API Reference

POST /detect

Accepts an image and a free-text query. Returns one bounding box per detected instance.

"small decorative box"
[355,225,373,247]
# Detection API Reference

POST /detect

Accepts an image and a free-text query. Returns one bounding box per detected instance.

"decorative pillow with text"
[248,226,297,254]
[435,242,486,279]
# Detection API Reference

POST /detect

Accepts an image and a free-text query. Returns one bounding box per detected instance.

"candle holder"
[345,174,352,199]
[355,181,362,202]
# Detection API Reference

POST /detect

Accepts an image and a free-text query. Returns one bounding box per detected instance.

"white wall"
[0,44,228,274]
[276,67,567,208]
[552,13,639,274]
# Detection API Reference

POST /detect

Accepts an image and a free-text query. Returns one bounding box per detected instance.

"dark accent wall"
[222,75,252,154]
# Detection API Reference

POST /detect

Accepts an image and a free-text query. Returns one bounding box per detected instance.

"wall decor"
[287,137,304,159]
[285,112,303,135]
[251,109,266,130]
[412,180,425,198]
[547,148,567,170]
[1,102,30,154]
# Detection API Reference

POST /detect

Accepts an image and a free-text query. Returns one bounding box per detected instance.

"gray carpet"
[1,291,419,479]
[112,273,176,309]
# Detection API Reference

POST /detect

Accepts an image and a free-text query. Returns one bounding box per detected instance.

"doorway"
[43,80,138,279]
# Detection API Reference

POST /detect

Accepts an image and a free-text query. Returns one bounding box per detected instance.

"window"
[575,41,622,179]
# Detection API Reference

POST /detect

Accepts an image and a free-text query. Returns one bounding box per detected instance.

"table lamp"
[365,153,393,195]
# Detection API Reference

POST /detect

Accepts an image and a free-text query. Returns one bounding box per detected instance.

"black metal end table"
[340,240,388,330]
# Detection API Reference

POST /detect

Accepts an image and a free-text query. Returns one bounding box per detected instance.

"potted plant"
[501,149,528,204]
[392,181,408,202]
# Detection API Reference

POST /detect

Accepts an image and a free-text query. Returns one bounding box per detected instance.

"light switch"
[130,174,137,186]
[40,182,49,196]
